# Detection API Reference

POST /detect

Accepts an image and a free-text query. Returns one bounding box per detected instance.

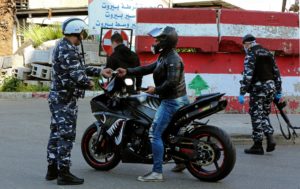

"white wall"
[225,0,294,12]
[172,0,295,12]
[28,0,88,9]
[27,16,88,25]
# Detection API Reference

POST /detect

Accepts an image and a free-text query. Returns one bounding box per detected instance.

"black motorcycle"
[81,76,236,182]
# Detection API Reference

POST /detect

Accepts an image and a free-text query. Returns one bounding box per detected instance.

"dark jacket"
[127,49,187,99]
[240,44,282,95]
[105,44,142,90]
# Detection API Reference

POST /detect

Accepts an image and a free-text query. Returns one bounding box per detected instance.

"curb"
[0,92,37,99]
[0,91,102,99]
[230,134,300,145]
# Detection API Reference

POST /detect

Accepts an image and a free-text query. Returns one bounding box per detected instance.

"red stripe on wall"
[138,53,300,76]
[219,37,299,55]
[222,96,300,114]
[137,9,299,27]
[136,36,219,53]
[220,9,299,27]
[137,36,299,56]
[137,8,216,24]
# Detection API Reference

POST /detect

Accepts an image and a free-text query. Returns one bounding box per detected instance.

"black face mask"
[151,43,163,54]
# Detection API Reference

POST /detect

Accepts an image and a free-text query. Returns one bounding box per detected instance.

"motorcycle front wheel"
[81,123,121,170]
[185,125,236,182]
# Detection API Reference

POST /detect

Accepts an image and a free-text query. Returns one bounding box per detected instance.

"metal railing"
[16,0,28,10]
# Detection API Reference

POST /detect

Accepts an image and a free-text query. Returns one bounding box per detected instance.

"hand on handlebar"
[116,68,127,77]
[140,87,148,91]
[101,68,113,78]
[144,86,155,94]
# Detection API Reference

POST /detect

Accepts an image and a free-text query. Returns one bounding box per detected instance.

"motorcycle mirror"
[98,78,105,86]
[124,78,133,86]
[106,77,116,92]
[98,77,108,92]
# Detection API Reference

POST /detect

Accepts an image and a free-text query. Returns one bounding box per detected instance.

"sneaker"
[171,163,186,172]
[137,172,164,182]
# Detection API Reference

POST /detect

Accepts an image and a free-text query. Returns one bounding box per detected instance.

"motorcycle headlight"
[124,78,133,86]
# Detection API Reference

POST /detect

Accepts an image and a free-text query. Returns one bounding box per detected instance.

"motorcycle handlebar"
[140,87,148,91]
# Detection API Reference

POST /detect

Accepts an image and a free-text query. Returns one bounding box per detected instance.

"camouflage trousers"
[249,80,276,142]
[47,96,78,169]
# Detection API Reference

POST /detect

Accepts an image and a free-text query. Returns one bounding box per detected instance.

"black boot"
[244,141,264,155]
[265,133,276,152]
[171,163,186,172]
[57,167,84,185]
[45,164,58,180]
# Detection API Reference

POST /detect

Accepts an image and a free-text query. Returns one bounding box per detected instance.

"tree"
[289,0,299,12]
[0,0,16,56]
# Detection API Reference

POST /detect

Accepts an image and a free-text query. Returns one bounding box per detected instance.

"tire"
[81,123,121,171]
[185,125,236,182]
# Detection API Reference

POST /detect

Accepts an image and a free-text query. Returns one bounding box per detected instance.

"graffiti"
[176,48,198,53]
[188,75,209,95]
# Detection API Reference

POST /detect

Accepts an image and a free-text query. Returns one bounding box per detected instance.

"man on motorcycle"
[238,34,282,155]
[45,18,112,185]
[117,26,190,182]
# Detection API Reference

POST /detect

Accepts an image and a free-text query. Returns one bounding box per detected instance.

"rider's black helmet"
[148,26,178,54]
[242,34,256,44]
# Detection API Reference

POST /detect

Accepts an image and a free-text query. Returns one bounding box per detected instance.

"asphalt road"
[0,99,299,189]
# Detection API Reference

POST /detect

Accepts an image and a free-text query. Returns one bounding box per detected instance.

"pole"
[282,0,287,12]
[169,0,173,8]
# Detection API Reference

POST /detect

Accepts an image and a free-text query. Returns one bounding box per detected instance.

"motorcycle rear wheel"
[185,125,236,182]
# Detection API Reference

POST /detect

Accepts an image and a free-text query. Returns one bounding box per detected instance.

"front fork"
[94,121,105,150]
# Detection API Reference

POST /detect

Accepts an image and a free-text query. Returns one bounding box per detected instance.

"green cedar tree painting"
[188,75,209,95]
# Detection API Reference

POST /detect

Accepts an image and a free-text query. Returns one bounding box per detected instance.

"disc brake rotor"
[195,142,215,166]
[89,134,113,160]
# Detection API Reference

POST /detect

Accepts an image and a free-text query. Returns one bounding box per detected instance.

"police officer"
[105,32,142,93]
[45,18,112,185]
[239,34,282,155]
[117,26,190,182]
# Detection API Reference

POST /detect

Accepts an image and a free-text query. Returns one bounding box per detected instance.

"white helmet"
[62,18,88,35]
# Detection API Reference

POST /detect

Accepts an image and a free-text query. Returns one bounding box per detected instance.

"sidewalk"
[201,113,300,144]
[0,92,299,145]
[0,91,102,99]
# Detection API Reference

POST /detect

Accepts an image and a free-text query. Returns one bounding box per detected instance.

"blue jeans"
[149,95,190,173]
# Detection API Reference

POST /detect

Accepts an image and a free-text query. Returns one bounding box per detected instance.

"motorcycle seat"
[176,93,225,115]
